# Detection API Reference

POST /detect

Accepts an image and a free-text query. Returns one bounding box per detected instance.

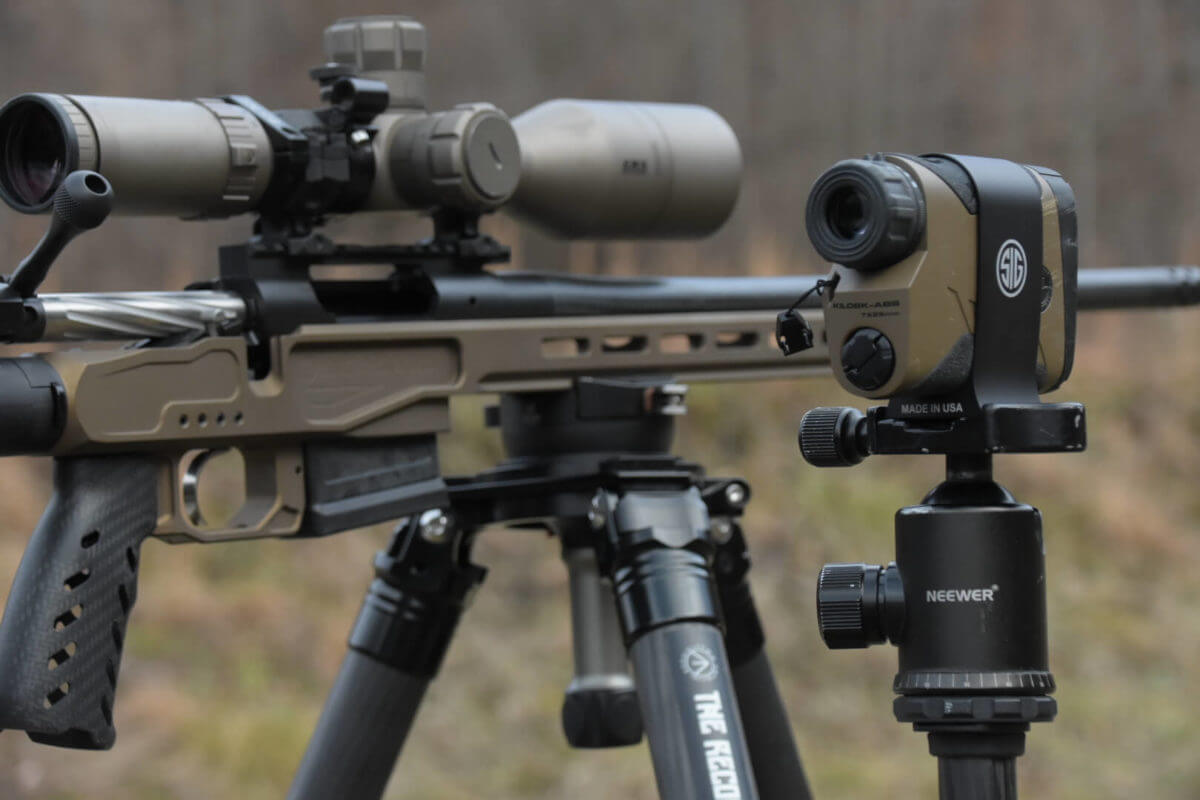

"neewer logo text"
[925,586,998,603]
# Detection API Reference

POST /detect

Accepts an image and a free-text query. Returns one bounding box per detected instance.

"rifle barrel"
[1076,266,1200,309]
[22,266,1200,343]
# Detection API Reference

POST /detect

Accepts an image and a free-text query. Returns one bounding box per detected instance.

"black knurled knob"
[798,406,868,467]
[817,563,884,649]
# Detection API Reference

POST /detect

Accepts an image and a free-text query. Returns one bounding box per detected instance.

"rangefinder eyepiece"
[805,157,925,272]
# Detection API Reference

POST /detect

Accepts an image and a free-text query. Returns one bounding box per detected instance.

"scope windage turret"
[805,153,1078,399]
[0,16,741,239]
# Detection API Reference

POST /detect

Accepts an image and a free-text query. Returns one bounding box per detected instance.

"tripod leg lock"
[348,512,486,677]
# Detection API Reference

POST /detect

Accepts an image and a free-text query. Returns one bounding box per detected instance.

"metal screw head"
[588,492,607,530]
[419,509,450,542]
[723,482,748,508]
[711,518,734,545]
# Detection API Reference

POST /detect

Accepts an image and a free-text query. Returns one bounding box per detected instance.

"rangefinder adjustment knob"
[798,406,868,467]
[840,327,895,391]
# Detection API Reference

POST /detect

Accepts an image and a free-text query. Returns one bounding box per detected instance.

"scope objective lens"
[1,101,67,208]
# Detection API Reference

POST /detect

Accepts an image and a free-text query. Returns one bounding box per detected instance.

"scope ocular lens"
[805,158,925,272]
[0,101,67,208]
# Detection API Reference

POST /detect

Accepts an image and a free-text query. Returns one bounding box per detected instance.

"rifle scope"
[0,17,741,238]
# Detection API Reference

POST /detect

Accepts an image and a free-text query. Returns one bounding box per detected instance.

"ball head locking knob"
[816,562,903,649]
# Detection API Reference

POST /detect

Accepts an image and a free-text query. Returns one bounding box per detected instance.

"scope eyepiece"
[0,95,86,213]
[805,157,925,272]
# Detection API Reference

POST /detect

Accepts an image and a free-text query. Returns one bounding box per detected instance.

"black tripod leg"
[288,511,486,800]
[288,651,430,799]
[630,621,758,800]
[602,487,760,800]
[713,519,813,800]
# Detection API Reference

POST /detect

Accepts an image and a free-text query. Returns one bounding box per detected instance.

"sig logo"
[622,158,649,175]
[996,238,1028,298]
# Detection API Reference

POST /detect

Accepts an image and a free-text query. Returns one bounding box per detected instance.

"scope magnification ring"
[805,157,925,272]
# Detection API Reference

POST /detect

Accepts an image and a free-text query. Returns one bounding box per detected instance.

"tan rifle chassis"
[35,308,825,542]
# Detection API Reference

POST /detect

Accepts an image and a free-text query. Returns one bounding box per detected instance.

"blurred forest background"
[1,1,1199,798]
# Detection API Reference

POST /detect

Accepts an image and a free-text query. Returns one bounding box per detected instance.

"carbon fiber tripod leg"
[288,511,485,800]
[712,518,813,800]
[599,486,760,800]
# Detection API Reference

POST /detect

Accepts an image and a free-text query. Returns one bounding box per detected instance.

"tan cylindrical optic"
[0,93,274,218]
[0,92,743,238]
[507,99,742,239]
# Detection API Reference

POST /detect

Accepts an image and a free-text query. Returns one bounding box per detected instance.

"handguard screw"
[419,509,451,543]
[588,492,607,530]
[710,518,734,545]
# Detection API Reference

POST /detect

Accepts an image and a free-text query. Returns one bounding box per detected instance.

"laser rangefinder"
[805,153,1077,401]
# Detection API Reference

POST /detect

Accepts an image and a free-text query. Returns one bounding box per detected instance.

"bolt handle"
[9,171,113,298]
[798,406,869,467]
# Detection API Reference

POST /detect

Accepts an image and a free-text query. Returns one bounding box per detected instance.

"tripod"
[286,379,812,800]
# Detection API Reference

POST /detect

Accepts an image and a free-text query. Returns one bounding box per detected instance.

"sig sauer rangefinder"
[805,153,1077,403]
